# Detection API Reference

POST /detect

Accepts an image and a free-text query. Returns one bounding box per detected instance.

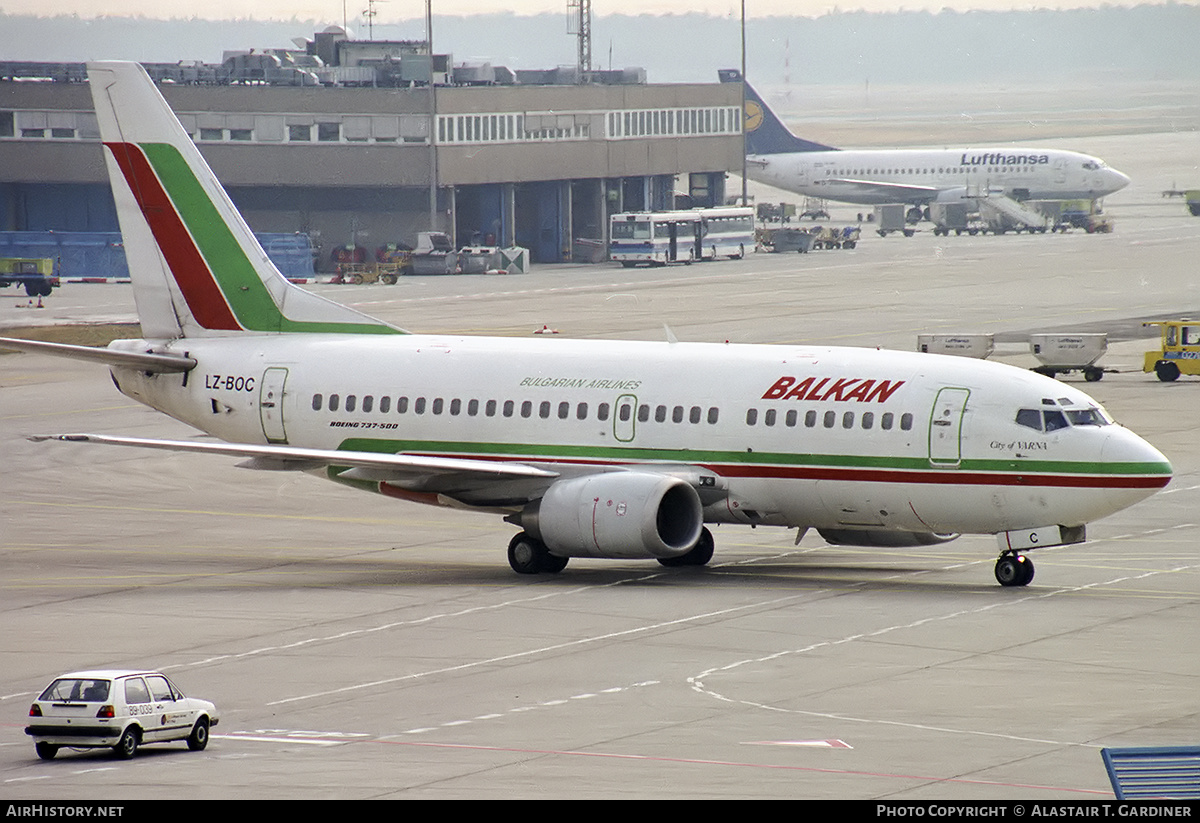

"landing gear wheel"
[113,727,139,759]
[187,717,210,751]
[35,743,59,760]
[508,533,550,574]
[995,553,1034,587]
[1156,361,1180,382]
[657,527,714,567]
[541,552,569,573]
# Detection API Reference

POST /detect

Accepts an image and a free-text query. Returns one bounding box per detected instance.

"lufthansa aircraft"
[0,62,1172,585]
[720,70,1131,214]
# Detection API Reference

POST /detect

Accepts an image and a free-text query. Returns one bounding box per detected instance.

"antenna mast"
[567,0,592,83]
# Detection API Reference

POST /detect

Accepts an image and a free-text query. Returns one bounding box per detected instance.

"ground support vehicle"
[1050,201,1113,233]
[917,334,994,359]
[755,202,796,223]
[333,257,412,284]
[410,231,458,274]
[610,208,753,267]
[698,207,754,260]
[1187,190,1200,217]
[929,203,987,236]
[799,198,830,220]
[0,257,59,297]
[610,211,701,267]
[25,670,218,760]
[758,227,814,253]
[1144,320,1200,382]
[874,204,915,237]
[1030,334,1108,382]
[808,225,860,249]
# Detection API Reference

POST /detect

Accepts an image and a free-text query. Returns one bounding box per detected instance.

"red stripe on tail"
[104,141,242,331]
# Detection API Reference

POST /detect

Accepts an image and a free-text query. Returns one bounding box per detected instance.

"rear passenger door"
[145,674,195,742]
[122,676,162,740]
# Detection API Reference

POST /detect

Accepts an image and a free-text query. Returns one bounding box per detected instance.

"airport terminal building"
[0,33,744,269]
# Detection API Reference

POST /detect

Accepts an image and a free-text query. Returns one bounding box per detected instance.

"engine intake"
[518,472,703,559]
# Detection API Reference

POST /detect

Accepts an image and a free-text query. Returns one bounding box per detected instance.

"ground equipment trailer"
[1030,334,1108,382]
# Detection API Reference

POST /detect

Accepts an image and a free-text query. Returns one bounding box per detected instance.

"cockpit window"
[1017,406,1111,431]
[1016,409,1042,430]
[1066,407,1111,426]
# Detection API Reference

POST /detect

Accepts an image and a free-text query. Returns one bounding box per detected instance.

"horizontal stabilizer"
[0,337,196,373]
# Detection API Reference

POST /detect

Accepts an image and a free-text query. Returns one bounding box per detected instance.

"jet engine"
[517,472,703,559]
[817,528,958,548]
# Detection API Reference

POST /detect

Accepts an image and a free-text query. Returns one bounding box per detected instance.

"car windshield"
[39,678,111,702]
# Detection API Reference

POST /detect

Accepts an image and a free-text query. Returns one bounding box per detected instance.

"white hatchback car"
[25,670,219,760]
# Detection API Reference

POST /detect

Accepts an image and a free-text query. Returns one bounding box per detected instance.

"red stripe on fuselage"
[703,463,1171,490]
[397,452,1170,490]
[104,141,241,331]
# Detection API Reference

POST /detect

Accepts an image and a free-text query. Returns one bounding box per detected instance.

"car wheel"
[35,742,59,760]
[187,717,210,751]
[114,727,140,759]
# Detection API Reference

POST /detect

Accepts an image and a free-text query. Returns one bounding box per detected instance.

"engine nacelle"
[519,472,703,560]
[817,528,959,548]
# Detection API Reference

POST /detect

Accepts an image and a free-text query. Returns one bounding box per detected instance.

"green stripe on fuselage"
[338,437,1171,477]
[140,142,399,335]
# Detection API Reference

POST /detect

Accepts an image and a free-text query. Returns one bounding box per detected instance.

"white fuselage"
[747,147,1131,206]
[109,334,1169,538]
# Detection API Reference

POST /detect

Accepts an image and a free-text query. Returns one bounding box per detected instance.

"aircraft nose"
[1105,167,1132,193]
[1101,428,1172,509]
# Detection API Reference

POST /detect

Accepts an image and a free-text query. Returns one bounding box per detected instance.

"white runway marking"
[393,680,660,736]
[689,554,1200,749]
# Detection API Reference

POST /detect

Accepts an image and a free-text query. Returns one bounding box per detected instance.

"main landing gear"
[657,527,715,567]
[994,550,1035,587]
[507,533,569,574]
[505,527,716,574]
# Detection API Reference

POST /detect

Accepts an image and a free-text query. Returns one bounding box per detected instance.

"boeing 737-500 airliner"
[719,70,1130,222]
[0,62,1171,585]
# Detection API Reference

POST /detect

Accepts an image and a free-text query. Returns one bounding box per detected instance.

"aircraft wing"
[30,434,559,490]
[826,177,942,202]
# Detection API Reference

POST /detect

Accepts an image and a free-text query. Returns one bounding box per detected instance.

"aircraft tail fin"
[718,69,837,156]
[87,61,402,339]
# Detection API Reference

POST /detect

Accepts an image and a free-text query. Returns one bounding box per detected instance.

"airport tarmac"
[2,129,1199,800]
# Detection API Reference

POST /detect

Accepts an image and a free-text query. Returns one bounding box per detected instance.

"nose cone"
[1101,427,1172,511]
[1104,167,1132,195]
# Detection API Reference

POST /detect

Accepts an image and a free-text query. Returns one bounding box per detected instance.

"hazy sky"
[3,0,1193,20]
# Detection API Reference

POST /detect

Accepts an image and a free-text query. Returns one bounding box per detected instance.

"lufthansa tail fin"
[87,61,402,339]
[718,69,837,156]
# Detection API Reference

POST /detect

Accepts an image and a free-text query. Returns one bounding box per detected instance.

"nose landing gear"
[994,551,1035,587]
